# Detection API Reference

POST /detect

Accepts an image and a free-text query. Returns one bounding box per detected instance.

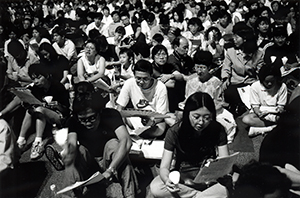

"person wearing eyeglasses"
[116,59,169,138]
[52,82,138,198]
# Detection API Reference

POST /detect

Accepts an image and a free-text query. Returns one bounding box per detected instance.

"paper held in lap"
[9,88,43,105]
[193,152,239,184]
[56,171,104,194]
[120,108,170,119]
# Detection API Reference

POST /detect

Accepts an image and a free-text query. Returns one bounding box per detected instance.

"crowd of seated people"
[0,0,299,197]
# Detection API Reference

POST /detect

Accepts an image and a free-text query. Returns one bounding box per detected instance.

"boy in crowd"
[116,59,169,138]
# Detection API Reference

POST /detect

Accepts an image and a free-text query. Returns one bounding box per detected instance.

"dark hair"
[152,44,168,60]
[172,8,184,23]
[188,17,204,31]
[52,26,66,37]
[133,59,153,75]
[7,40,27,66]
[193,50,213,68]
[130,42,150,58]
[119,48,134,61]
[93,35,109,54]
[159,13,169,25]
[152,33,164,44]
[28,63,51,79]
[115,26,126,36]
[233,22,258,53]
[219,9,232,23]
[204,26,222,41]
[39,42,58,61]
[233,161,291,198]
[182,92,216,131]
[120,11,130,18]
[111,10,120,17]
[33,26,51,41]
[102,6,110,12]
[146,12,155,23]
[93,12,103,20]
[258,64,282,86]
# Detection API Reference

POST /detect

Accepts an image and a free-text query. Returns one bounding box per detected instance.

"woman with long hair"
[150,92,229,198]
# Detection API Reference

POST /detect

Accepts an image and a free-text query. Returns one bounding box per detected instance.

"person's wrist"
[107,167,117,175]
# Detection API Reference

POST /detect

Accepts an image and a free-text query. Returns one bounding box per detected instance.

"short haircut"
[28,63,51,79]
[111,11,120,17]
[130,42,150,58]
[120,11,130,18]
[151,44,168,59]
[172,36,185,48]
[133,59,153,75]
[115,26,126,36]
[119,48,134,60]
[102,6,110,12]
[188,17,203,31]
[52,26,66,37]
[152,33,164,44]
[193,50,213,68]
[258,64,282,85]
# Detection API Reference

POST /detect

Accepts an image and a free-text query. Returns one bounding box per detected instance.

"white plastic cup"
[54,128,68,147]
[169,171,180,184]
[44,96,53,104]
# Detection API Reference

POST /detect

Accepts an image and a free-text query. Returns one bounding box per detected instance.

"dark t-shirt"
[164,120,227,169]
[30,80,70,116]
[67,108,124,157]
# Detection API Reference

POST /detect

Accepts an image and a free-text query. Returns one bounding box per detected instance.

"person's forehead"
[180,38,188,46]
[135,70,151,77]
[78,108,97,117]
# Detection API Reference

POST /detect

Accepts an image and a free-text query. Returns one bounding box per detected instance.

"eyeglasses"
[78,114,98,123]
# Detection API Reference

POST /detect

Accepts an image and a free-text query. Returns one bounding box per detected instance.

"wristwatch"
[107,167,117,175]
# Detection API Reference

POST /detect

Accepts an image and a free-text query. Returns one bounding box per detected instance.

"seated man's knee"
[242,114,253,125]
[150,176,165,198]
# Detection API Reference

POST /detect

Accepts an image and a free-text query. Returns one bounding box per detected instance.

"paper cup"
[54,128,68,147]
[44,96,53,104]
[169,171,180,184]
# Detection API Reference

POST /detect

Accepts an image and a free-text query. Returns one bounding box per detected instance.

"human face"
[103,9,109,17]
[173,12,179,21]
[189,24,199,35]
[154,50,167,66]
[112,13,120,23]
[32,29,40,39]
[219,16,229,26]
[119,53,130,65]
[134,71,153,89]
[199,13,206,23]
[121,16,130,26]
[32,74,48,88]
[94,17,102,27]
[262,75,276,90]
[258,21,269,33]
[194,64,210,81]
[175,38,189,57]
[229,2,236,13]
[114,32,123,42]
[261,10,269,18]
[77,108,100,130]
[189,107,212,132]
[53,33,63,45]
[233,34,244,48]
[271,3,279,12]
[84,42,97,57]
[40,50,51,61]
[23,19,31,29]
[274,35,286,46]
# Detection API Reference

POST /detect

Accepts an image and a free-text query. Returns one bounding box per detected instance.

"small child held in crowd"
[180,50,236,143]
[242,64,287,137]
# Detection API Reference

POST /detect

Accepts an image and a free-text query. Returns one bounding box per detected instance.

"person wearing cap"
[53,82,138,198]
[221,22,264,117]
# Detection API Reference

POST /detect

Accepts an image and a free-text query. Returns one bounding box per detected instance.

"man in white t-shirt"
[116,59,169,138]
